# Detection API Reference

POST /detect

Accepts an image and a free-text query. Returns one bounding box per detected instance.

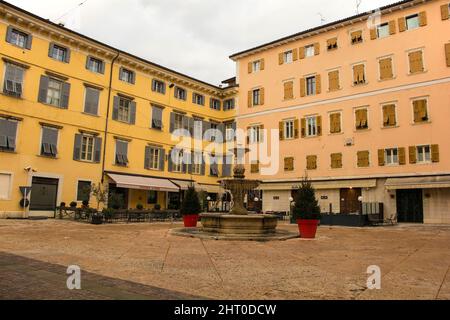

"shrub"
[154,204,161,211]
[70,201,77,208]
[180,186,202,216]
[108,192,124,210]
[136,203,144,210]
[60,202,66,208]
[82,200,89,208]
[292,178,321,220]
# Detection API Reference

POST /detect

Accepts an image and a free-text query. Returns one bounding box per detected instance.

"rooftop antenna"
[317,13,326,25]
[356,0,363,14]
[53,0,88,24]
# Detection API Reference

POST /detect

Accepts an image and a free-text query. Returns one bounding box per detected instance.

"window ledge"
[411,121,431,126]
[381,125,399,129]
[39,102,66,109]
[82,112,100,118]
[355,128,371,133]
[73,159,98,165]
[378,76,396,82]
[408,70,427,76]
[352,82,369,87]
[37,154,58,160]
[1,92,23,99]
[328,132,344,136]
[150,127,163,132]
[303,135,321,139]
[327,88,342,93]
[283,98,295,102]
[0,150,17,154]
[113,164,129,168]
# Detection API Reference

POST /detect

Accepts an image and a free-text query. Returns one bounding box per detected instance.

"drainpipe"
[101,51,121,184]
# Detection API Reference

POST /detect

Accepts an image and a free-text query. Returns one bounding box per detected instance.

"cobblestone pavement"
[0,219,449,300]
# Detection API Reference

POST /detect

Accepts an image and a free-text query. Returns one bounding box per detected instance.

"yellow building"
[0,1,237,218]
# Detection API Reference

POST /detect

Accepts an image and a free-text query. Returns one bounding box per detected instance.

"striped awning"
[385,176,450,190]
[107,173,179,192]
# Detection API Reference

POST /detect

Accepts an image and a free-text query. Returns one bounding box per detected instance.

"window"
[6,27,31,49]
[252,60,261,72]
[118,98,131,123]
[413,99,428,123]
[49,44,69,63]
[353,64,366,85]
[86,57,104,74]
[152,79,166,94]
[306,76,316,96]
[151,106,163,130]
[327,38,338,51]
[210,98,221,110]
[331,153,343,169]
[379,57,394,80]
[351,30,363,44]
[284,50,293,64]
[248,125,262,144]
[174,113,184,132]
[120,68,135,84]
[284,157,294,171]
[251,161,260,174]
[145,147,160,170]
[193,119,203,139]
[357,151,370,168]
[38,76,70,109]
[248,88,264,107]
[306,116,317,137]
[252,89,261,106]
[77,181,91,202]
[81,135,94,162]
[305,45,315,58]
[225,122,235,142]
[174,87,186,100]
[115,140,129,166]
[3,63,24,98]
[41,127,58,158]
[192,153,203,175]
[446,43,450,67]
[355,108,369,130]
[0,173,12,200]
[406,14,419,30]
[0,118,17,152]
[210,156,219,177]
[224,99,235,111]
[385,148,399,165]
[408,50,424,74]
[171,149,184,173]
[209,123,218,142]
[193,93,205,106]
[112,96,136,124]
[306,155,317,170]
[284,120,295,140]
[147,191,158,204]
[441,4,450,20]
[382,104,397,127]
[328,70,340,91]
[417,145,431,163]
[283,81,294,100]
[376,23,390,38]
[84,87,100,115]
[329,113,342,134]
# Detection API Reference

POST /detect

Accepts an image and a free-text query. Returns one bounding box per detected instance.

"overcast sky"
[8,0,398,85]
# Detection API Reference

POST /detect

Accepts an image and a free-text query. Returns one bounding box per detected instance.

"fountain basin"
[201,213,278,235]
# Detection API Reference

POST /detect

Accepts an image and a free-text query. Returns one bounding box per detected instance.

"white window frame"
[252,60,261,72]
[225,123,234,142]
[172,150,183,173]
[385,148,399,166]
[0,172,13,200]
[80,135,95,162]
[120,68,134,84]
[193,93,204,106]
[305,45,315,58]
[51,44,67,62]
[306,116,318,137]
[46,78,63,107]
[192,152,203,175]
[306,75,316,96]
[283,50,293,64]
[152,79,165,94]
[377,23,390,39]
[87,57,103,74]
[175,87,186,100]
[249,125,262,144]
[284,119,295,140]
[117,97,131,123]
[10,29,28,48]
[224,99,235,111]
[252,89,260,106]
[3,63,25,98]
[148,147,160,170]
[405,14,420,31]
[417,145,431,164]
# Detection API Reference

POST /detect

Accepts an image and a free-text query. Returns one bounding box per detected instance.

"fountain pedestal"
[200,213,278,235]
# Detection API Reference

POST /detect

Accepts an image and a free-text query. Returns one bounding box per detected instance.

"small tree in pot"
[293,178,322,239]
[180,185,202,228]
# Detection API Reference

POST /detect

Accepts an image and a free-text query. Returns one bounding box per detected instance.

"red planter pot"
[183,215,199,228]
[297,219,320,239]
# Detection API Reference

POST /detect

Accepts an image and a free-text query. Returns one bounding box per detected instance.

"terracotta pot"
[183,214,199,228]
[297,219,319,239]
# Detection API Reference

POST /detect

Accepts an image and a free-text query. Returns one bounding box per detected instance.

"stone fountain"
[171,147,298,241]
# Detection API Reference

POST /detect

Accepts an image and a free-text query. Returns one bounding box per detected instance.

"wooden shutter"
[431,145,440,163]
[94,137,102,163]
[284,81,293,100]
[38,75,49,103]
[314,43,320,55]
[5,26,13,43]
[299,47,305,59]
[300,78,306,97]
[279,122,284,140]
[293,49,298,61]
[327,38,337,50]
[284,157,294,171]
[358,151,369,167]
[398,148,406,165]
[260,59,265,70]
[278,53,284,65]
[307,156,317,170]
[445,43,450,67]
[370,28,377,40]
[73,134,82,161]
[419,11,427,26]
[60,82,71,109]
[353,64,365,84]
[378,149,385,166]
[331,153,342,169]
[389,20,396,35]
[317,116,322,136]
[129,101,136,125]
[316,74,321,94]
[361,109,368,128]
[383,104,396,126]
[398,17,406,32]
[409,51,424,73]
[351,30,362,44]
[413,100,427,122]
[248,91,252,108]
[294,119,299,139]
[441,4,449,20]
[409,146,417,164]
[355,109,361,129]
[301,118,306,138]
[112,96,119,121]
[328,70,339,91]
[65,47,71,63]
[260,88,265,105]
[248,62,253,74]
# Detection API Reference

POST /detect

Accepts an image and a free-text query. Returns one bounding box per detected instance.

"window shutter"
[73,134,82,161]
[431,145,440,163]
[294,119,299,139]
[260,59,265,70]
[64,48,71,63]
[284,81,293,100]
[129,101,136,124]
[355,109,361,129]
[200,153,206,176]
[370,28,377,40]
[159,148,166,171]
[316,74,321,94]
[48,43,55,58]
[260,88,265,105]
[299,47,305,59]
[248,62,253,74]
[378,149,385,166]
[335,113,341,133]
[61,82,71,109]
[445,43,450,67]
[112,97,120,121]
[314,43,320,55]
[131,71,136,85]
[38,75,49,103]
[5,26,13,43]
[380,58,393,80]
[330,114,336,133]
[85,57,91,70]
[100,60,105,74]
[419,11,427,27]
[398,148,406,165]
[328,70,339,91]
[168,150,173,172]
[409,51,424,73]
[248,91,252,107]
[292,48,298,61]
[317,116,322,136]
[144,146,150,169]
[279,122,284,140]
[409,146,417,164]
[361,109,368,128]
[398,17,406,32]
[94,137,102,163]
[85,88,99,115]
[301,118,306,138]
[441,4,449,20]
[300,78,306,97]
[389,20,396,35]
[278,53,284,65]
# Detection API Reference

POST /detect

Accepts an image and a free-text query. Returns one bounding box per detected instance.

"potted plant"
[180,185,202,228]
[70,201,77,209]
[91,210,103,225]
[293,178,322,239]
[82,200,90,209]
[136,203,144,210]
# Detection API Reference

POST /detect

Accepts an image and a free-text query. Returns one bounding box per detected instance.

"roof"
[0,0,224,90]
[229,0,427,60]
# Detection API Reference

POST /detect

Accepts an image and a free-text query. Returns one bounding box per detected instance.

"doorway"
[30,177,59,212]
[396,189,424,223]
[340,188,362,214]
